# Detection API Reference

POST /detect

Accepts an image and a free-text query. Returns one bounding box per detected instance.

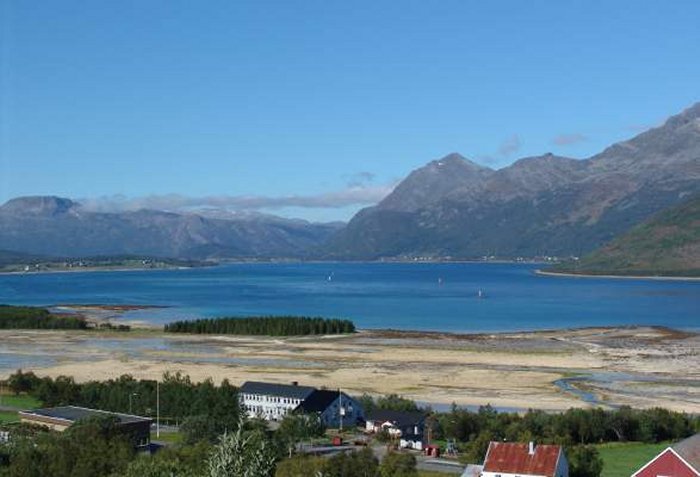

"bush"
[275,455,325,477]
[0,305,87,330]
[379,451,417,477]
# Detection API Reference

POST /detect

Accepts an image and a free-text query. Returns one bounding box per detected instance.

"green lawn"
[597,442,671,477]
[151,430,184,445]
[0,411,18,423]
[0,394,42,410]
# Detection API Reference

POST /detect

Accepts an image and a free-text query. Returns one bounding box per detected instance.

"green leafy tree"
[379,451,417,477]
[460,430,494,464]
[275,455,326,477]
[182,415,236,445]
[206,421,277,477]
[117,441,210,477]
[276,414,326,458]
[0,417,134,477]
[6,370,40,395]
[567,445,603,477]
[322,448,378,477]
[375,394,419,413]
[118,456,196,477]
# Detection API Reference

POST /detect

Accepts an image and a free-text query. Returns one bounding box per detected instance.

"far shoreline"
[0,259,545,277]
[535,269,700,282]
[0,265,199,277]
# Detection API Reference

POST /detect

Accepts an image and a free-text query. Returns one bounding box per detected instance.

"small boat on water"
[477,288,485,298]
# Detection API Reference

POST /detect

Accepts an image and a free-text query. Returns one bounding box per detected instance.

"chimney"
[528,441,535,455]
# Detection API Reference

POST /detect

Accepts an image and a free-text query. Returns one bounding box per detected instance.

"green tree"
[7,370,40,395]
[118,457,196,477]
[375,394,419,413]
[567,445,603,477]
[322,448,378,477]
[0,417,134,477]
[276,414,326,458]
[460,430,494,464]
[206,421,277,477]
[182,415,236,445]
[275,455,325,477]
[379,451,417,477]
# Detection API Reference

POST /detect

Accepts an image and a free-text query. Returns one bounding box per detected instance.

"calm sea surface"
[0,263,698,332]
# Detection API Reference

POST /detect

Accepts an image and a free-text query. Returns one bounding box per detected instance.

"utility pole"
[338,388,343,432]
[129,392,138,414]
[156,380,160,438]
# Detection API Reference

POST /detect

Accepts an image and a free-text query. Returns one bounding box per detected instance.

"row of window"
[242,394,299,405]
[244,405,288,416]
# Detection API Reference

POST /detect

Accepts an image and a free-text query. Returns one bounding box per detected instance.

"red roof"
[484,442,562,477]
[632,448,700,477]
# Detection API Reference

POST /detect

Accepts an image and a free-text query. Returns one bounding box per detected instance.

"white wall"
[240,393,302,421]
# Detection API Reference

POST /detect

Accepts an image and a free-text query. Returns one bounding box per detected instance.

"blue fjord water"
[0,262,697,332]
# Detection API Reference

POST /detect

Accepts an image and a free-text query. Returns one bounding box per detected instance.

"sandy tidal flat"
[0,326,697,412]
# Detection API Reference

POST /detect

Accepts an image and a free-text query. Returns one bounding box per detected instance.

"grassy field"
[0,411,18,423]
[0,393,42,409]
[598,441,671,477]
[151,430,184,445]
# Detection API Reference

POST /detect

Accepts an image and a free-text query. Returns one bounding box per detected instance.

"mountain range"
[0,196,342,259]
[324,103,700,259]
[1,103,698,262]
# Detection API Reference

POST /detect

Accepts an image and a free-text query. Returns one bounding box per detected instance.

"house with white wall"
[240,381,315,421]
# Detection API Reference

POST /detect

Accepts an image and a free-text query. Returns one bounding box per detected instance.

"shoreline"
[535,269,700,281]
[0,260,547,277]
[0,325,697,413]
[0,265,198,277]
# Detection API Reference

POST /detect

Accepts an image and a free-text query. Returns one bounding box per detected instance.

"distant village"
[1,377,697,477]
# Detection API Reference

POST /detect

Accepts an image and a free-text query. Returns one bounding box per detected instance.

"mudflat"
[0,326,697,412]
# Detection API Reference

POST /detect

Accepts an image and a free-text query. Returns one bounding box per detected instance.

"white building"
[240,381,315,421]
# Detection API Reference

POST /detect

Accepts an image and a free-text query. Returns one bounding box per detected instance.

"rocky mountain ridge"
[324,102,700,258]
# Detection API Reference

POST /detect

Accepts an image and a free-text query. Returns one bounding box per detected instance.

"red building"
[482,442,568,477]
[632,434,700,477]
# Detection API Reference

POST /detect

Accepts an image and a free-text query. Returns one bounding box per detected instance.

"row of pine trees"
[164,316,355,336]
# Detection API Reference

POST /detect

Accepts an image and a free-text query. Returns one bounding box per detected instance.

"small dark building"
[365,409,426,449]
[19,406,153,449]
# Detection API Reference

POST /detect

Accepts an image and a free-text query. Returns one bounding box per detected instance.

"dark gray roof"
[673,433,700,470]
[366,409,425,427]
[296,390,339,413]
[19,406,152,425]
[240,381,315,400]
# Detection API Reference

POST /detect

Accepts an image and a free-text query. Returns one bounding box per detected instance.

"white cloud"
[552,133,588,146]
[498,134,521,156]
[77,183,395,213]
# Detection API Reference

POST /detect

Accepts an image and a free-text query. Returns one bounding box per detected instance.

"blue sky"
[1,1,699,221]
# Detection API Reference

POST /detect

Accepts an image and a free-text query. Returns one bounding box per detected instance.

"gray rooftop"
[20,406,153,425]
[240,381,316,400]
[366,409,426,427]
[673,432,700,470]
